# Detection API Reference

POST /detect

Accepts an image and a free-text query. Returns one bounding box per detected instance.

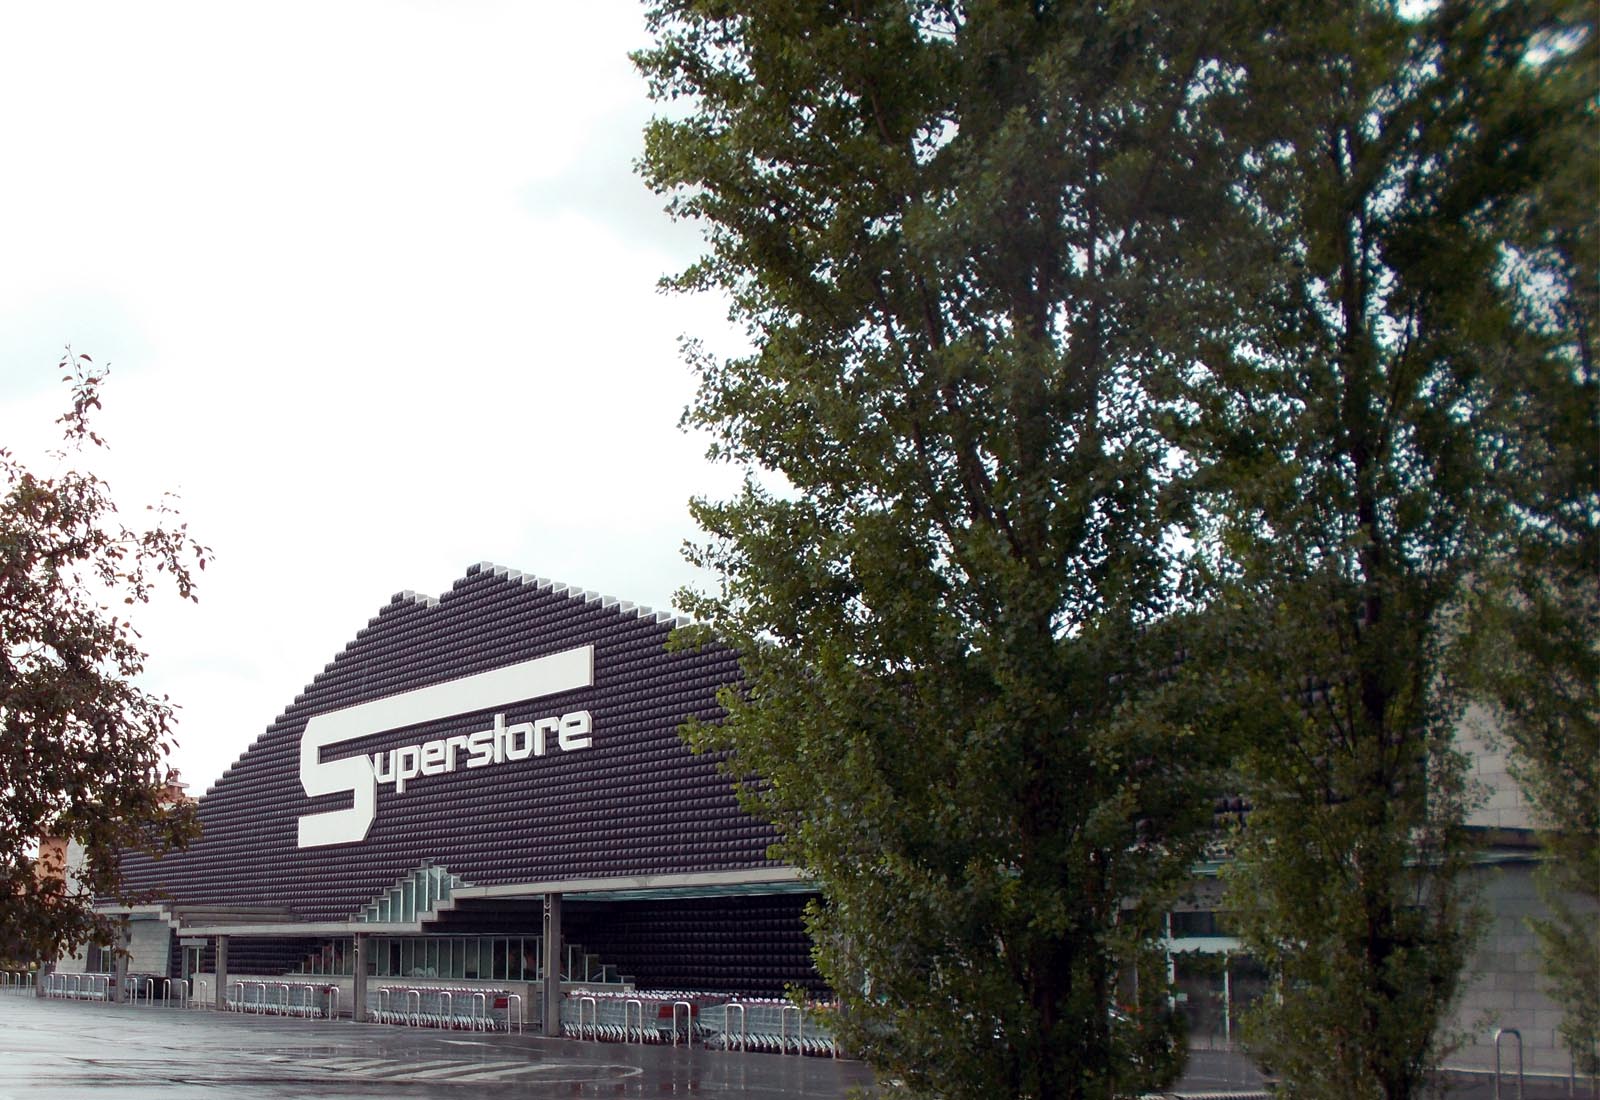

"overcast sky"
[0,2,747,795]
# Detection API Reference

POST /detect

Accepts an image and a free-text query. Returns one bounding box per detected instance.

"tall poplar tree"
[1172,3,1595,1097]
[636,3,1237,1097]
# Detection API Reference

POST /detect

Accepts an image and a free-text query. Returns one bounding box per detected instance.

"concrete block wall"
[126,919,172,977]
[1458,704,1535,832]
[49,917,169,978]
[1447,859,1594,1078]
[53,945,90,975]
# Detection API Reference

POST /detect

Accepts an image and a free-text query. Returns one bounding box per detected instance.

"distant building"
[1163,703,1588,1077]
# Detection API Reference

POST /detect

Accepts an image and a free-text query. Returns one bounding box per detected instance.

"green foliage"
[1531,859,1600,1079]
[1462,474,1598,1075]
[638,0,1593,1094]
[1453,0,1598,1073]
[638,3,1237,1096]
[0,353,205,962]
[1169,3,1595,1097]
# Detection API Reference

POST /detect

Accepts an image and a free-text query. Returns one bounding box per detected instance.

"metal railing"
[2,971,38,994]
[558,989,839,1056]
[31,970,345,1019]
[224,980,335,1018]
[122,976,156,1005]
[365,985,518,1031]
[1495,1028,1524,1100]
[41,972,112,1001]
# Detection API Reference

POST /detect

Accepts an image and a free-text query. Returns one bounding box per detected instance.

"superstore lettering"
[297,646,593,848]
[372,710,592,794]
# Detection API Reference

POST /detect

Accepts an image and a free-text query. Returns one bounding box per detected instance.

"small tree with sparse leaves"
[1,352,206,963]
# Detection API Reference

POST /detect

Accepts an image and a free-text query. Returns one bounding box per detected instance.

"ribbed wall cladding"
[565,896,827,999]
[172,939,305,981]
[119,565,780,921]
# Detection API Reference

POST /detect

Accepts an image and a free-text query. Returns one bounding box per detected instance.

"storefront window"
[1173,951,1228,1048]
[1228,954,1270,1023]
[296,934,548,982]
[1170,950,1271,1050]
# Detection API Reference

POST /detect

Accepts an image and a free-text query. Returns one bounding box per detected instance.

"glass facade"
[1166,908,1269,1050]
[293,935,543,981]
[1170,952,1271,1048]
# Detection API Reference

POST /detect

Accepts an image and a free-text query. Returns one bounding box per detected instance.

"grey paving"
[3,995,1585,1098]
[0,995,879,1098]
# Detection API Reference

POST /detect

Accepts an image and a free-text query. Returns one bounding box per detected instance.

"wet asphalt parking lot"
[0,994,879,1099]
[2,993,1583,1098]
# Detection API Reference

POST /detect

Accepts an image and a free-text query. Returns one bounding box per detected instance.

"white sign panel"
[297,645,594,848]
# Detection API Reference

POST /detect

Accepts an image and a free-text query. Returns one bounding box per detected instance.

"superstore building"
[50,561,1584,1073]
[72,562,821,1033]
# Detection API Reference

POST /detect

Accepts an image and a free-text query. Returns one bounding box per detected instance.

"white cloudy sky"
[0,2,747,795]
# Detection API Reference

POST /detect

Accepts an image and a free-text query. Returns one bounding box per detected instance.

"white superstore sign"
[297,645,594,848]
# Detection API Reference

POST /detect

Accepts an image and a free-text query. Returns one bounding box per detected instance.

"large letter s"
[298,713,377,848]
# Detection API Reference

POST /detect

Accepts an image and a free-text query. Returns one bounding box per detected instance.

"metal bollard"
[780,1004,802,1055]
[1494,1028,1524,1100]
[672,1001,694,1048]
[506,993,523,1035]
[724,1002,747,1053]
[624,998,644,1044]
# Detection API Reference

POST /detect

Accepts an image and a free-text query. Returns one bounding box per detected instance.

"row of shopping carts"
[560,989,839,1057]
[223,980,336,1018]
[364,985,524,1033]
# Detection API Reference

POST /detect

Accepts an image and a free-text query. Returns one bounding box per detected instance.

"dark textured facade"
[122,563,775,920]
[98,563,822,1001]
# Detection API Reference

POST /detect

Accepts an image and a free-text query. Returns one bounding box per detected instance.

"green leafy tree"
[1170,4,1594,1097]
[1,352,205,963]
[637,3,1240,1097]
[1459,2,1598,1069]
[1467,565,1599,1076]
